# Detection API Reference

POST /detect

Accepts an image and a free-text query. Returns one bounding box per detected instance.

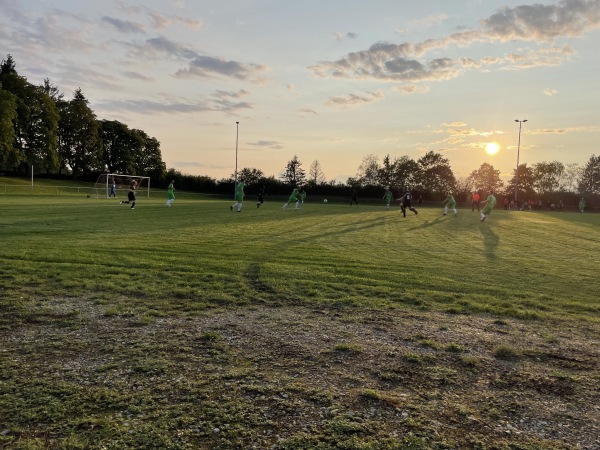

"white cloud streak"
[309,0,600,84]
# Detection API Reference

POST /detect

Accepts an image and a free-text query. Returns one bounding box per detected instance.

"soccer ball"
[323,199,328,203]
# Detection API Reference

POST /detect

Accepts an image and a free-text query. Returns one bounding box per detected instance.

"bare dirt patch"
[1,299,599,449]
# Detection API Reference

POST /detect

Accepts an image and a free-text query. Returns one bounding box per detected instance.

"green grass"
[1,185,599,449]
[0,192,598,322]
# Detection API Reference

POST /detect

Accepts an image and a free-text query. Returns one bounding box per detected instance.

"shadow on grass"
[479,222,499,261]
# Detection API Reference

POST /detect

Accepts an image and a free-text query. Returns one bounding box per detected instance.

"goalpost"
[91,174,151,199]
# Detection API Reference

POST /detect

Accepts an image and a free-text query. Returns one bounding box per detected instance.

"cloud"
[481,0,600,42]
[98,99,211,114]
[121,35,269,82]
[115,3,203,31]
[0,0,29,24]
[148,12,203,30]
[121,71,153,81]
[527,125,600,134]
[309,0,600,84]
[210,90,253,112]
[175,55,269,82]
[248,140,285,150]
[4,9,96,55]
[324,90,384,109]
[128,35,199,59]
[102,16,145,34]
[441,122,468,127]
[333,32,358,41]
[97,90,253,115]
[543,88,559,96]
[393,84,429,94]
[397,13,451,35]
[299,107,319,115]
[429,123,505,146]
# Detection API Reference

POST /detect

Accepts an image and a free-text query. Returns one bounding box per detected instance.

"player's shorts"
[482,205,493,215]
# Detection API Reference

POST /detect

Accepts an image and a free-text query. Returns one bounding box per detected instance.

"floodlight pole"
[514,119,528,203]
[234,121,239,198]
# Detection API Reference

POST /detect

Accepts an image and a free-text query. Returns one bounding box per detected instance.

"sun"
[485,142,500,155]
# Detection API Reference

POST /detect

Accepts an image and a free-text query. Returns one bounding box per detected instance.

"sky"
[1,0,599,183]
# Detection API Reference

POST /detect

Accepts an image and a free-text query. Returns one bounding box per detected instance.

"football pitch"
[1,195,598,320]
[1,195,599,449]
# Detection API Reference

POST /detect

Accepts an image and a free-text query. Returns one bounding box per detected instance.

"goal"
[91,173,150,199]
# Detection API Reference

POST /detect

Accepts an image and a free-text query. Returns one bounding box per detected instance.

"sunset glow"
[485,143,500,156]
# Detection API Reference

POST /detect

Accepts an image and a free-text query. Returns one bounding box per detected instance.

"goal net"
[90,174,151,199]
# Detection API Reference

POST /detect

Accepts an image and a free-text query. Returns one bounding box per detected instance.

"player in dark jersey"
[400,189,418,217]
[256,186,265,208]
[350,190,358,207]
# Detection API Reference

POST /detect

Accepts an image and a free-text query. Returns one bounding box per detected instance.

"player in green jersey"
[383,187,393,210]
[166,180,175,207]
[230,181,245,212]
[283,187,300,209]
[443,193,457,216]
[579,197,586,213]
[480,191,497,222]
[299,189,307,205]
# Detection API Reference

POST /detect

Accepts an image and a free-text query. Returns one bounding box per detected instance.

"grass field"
[1,189,599,449]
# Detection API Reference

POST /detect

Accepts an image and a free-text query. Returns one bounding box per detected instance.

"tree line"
[1,54,598,204]
[0,55,166,181]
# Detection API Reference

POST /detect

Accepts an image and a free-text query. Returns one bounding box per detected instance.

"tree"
[356,154,379,187]
[578,154,600,195]
[134,130,166,180]
[235,167,264,185]
[416,151,455,198]
[1,55,34,170]
[308,159,326,186]
[392,155,419,190]
[559,163,582,193]
[454,177,474,202]
[43,78,64,102]
[0,55,59,173]
[23,83,60,172]
[280,155,306,186]
[507,163,536,200]
[377,154,395,188]
[532,161,564,194]
[58,88,102,177]
[100,120,137,174]
[468,162,503,194]
[0,82,20,167]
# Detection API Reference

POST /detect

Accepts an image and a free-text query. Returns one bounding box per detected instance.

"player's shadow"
[407,215,443,232]
[479,223,499,261]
